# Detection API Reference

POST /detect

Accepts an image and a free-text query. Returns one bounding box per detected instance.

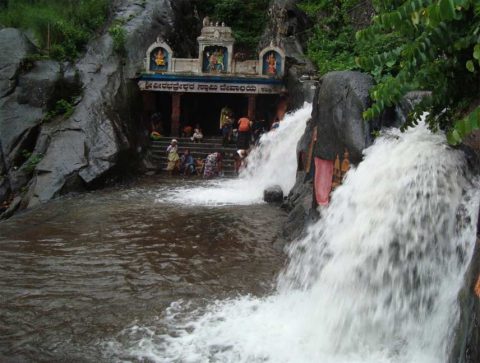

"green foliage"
[0,0,110,61]
[43,99,74,122]
[298,0,366,74]
[357,0,480,144]
[19,149,43,173]
[23,153,43,173]
[108,22,126,54]
[195,0,270,54]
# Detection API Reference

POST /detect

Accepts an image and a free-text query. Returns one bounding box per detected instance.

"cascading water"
[113,123,479,363]
[159,103,312,205]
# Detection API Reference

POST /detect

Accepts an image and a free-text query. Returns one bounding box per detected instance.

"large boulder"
[264,185,284,203]
[313,71,374,163]
[282,172,315,240]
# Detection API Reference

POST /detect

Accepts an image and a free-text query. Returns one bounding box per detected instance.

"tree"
[356,0,480,144]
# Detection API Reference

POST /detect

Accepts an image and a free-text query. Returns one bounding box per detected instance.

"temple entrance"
[142,92,172,136]
[180,93,248,135]
[143,91,283,136]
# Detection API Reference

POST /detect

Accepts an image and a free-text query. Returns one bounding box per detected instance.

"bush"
[298,0,362,74]
[43,99,74,122]
[356,0,480,144]
[195,0,270,55]
[23,153,43,173]
[0,0,110,61]
[108,23,126,54]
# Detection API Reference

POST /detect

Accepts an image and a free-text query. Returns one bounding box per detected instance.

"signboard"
[138,80,283,94]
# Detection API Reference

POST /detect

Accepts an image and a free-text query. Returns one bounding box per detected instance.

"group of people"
[219,107,270,149]
[165,139,224,178]
[160,106,284,178]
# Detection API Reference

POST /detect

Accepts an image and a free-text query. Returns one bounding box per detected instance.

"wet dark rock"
[0,176,8,205]
[449,240,480,363]
[282,174,314,240]
[313,71,374,164]
[264,185,284,203]
[0,196,21,220]
[286,65,318,109]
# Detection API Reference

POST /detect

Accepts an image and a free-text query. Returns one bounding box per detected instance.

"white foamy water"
[157,103,312,205]
[111,123,479,363]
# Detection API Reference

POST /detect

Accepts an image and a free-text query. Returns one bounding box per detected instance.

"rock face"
[313,71,374,163]
[449,239,480,363]
[0,0,199,216]
[264,185,284,203]
[0,28,36,98]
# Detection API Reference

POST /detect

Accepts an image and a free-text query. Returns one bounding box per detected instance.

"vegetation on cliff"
[301,0,480,144]
[0,0,109,60]
[195,0,270,54]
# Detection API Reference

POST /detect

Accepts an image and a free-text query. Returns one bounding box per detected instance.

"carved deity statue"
[267,52,277,74]
[155,49,166,66]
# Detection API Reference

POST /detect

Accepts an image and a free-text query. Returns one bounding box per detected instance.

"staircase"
[147,136,238,176]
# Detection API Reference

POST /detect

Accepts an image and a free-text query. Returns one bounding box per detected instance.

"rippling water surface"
[0,177,286,362]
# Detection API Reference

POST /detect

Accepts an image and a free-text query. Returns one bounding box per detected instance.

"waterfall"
[159,103,312,205]
[124,123,478,363]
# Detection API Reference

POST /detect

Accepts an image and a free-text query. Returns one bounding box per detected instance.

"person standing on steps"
[222,114,234,146]
[237,116,252,150]
[165,139,180,175]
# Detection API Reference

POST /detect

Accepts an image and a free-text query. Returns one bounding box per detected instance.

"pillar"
[171,93,181,136]
[247,94,256,120]
[142,92,156,130]
[276,96,288,121]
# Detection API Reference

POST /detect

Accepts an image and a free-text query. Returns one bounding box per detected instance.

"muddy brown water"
[0,177,286,362]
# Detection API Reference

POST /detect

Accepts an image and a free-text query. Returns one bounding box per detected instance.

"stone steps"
[150,156,236,176]
[147,136,238,176]
[151,155,236,167]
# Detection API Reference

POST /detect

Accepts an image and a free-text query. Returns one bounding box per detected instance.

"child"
[191,124,203,143]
